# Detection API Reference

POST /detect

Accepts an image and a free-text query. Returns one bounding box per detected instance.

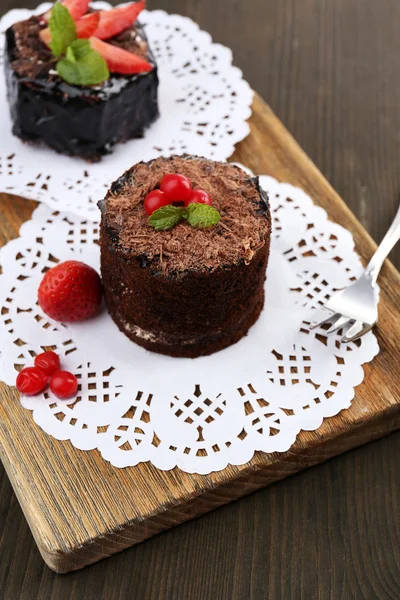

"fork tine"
[341,322,373,344]
[309,312,339,330]
[325,315,352,335]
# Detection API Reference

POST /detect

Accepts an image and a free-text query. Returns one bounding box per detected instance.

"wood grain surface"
[1,0,400,598]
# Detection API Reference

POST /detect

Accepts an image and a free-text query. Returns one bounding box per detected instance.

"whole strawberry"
[38,261,103,322]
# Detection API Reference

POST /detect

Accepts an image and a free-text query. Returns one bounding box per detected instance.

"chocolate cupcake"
[99,156,272,358]
[4,1,159,160]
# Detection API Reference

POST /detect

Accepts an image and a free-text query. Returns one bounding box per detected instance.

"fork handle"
[365,202,400,284]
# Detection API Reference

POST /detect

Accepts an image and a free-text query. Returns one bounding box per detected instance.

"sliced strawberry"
[93,1,145,40]
[63,0,90,20]
[40,13,98,45]
[39,27,52,49]
[44,0,90,23]
[76,13,100,38]
[90,37,152,74]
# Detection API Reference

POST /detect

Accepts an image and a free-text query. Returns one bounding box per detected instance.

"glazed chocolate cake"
[5,6,159,160]
[100,156,272,358]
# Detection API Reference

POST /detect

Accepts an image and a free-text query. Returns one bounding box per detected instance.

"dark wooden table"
[1,1,399,598]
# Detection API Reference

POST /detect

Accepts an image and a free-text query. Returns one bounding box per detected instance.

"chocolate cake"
[5,7,159,160]
[100,156,272,358]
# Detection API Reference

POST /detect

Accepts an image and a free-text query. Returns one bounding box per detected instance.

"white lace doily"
[0,3,253,219]
[0,173,379,474]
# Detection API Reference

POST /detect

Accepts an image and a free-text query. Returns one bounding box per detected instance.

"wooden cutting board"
[1,93,399,573]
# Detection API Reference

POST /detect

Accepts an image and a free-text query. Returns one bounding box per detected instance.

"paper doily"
[0,3,253,219]
[0,173,379,474]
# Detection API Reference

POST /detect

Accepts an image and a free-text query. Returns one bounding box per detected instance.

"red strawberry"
[76,13,100,38]
[63,0,89,20]
[94,1,145,40]
[39,27,51,49]
[90,37,152,74]
[44,0,90,22]
[39,14,100,49]
[38,261,103,322]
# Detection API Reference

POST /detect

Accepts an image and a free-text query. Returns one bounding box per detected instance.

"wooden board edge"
[22,407,400,573]
[1,92,399,574]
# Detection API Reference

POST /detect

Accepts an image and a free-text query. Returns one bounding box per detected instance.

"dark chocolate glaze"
[99,157,272,358]
[5,19,159,160]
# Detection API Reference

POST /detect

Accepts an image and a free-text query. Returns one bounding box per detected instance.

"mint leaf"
[148,206,184,231]
[57,40,110,86]
[65,45,76,63]
[49,3,76,58]
[68,39,93,60]
[184,203,221,229]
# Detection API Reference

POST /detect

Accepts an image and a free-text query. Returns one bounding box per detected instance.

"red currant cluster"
[144,173,213,216]
[16,351,78,399]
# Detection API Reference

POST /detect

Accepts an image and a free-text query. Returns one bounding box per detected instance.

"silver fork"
[311,202,400,343]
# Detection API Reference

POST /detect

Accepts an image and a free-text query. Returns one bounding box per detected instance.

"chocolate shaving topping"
[104,156,271,274]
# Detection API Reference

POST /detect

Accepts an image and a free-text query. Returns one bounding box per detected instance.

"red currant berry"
[50,371,78,399]
[144,190,169,215]
[16,367,48,396]
[185,188,213,206]
[160,174,192,202]
[34,351,61,377]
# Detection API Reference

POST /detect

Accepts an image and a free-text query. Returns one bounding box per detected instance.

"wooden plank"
[0,93,399,573]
